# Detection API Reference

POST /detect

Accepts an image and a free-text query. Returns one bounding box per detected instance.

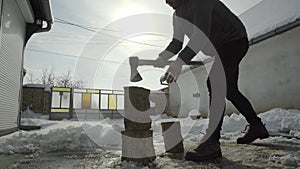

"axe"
[129,56,213,82]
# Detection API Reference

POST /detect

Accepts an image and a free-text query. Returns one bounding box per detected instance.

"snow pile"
[21,107,44,119]
[0,119,122,155]
[221,108,300,137]
[0,126,96,154]
[222,113,247,133]
[259,108,300,137]
[21,118,50,126]
[268,151,300,167]
[81,122,122,147]
[0,108,299,155]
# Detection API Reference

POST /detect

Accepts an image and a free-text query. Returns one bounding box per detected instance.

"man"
[155,0,269,162]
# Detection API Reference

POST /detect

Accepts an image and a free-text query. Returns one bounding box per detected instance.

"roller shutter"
[0,0,26,135]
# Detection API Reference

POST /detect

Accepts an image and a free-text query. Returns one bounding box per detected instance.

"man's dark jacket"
[160,0,247,63]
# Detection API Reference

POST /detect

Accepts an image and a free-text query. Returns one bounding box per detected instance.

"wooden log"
[124,118,151,131]
[122,87,156,164]
[124,87,152,124]
[124,86,150,111]
[121,130,156,164]
[161,122,184,154]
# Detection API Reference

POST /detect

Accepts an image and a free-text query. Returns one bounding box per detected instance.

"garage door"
[0,0,26,135]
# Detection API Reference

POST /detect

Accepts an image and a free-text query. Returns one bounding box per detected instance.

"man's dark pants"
[207,38,262,141]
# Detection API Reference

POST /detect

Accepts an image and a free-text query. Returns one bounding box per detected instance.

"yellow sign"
[52,87,71,92]
[82,93,91,109]
[87,89,100,94]
[109,94,117,110]
[51,109,69,113]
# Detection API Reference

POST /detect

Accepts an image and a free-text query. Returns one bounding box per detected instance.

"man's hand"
[163,58,185,83]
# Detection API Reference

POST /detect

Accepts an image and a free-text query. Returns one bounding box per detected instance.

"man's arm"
[178,0,215,63]
[159,14,185,60]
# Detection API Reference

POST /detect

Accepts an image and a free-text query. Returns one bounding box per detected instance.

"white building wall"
[239,0,300,39]
[235,26,300,113]
[0,0,26,133]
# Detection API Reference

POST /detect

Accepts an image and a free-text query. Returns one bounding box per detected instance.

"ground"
[0,108,299,168]
[1,138,299,169]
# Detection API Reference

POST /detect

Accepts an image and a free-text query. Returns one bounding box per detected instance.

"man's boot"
[185,140,222,162]
[237,122,269,144]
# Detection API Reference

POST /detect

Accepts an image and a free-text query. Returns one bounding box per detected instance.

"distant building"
[22,84,52,115]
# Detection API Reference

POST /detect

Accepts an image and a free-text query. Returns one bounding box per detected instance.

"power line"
[54,18,97,32]
[54,19,119,33]
[25,48,126,65]
[53,17,165,48]
[32,32,170,42]
[34,31,170,44]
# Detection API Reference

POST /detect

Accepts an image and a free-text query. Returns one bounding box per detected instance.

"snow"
[240,0,300,39]
[259,108,300,136]
[269,152,300,167]
[21,107,47,119]
[23,84,51,92]
[270,143,300,166]
[221,108,300,137]
[222,113,247,133]
[0,108,299,168]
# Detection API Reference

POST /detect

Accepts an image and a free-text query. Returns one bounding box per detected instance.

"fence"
[50,87,124,120]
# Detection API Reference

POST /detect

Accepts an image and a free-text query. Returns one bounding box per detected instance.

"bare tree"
[38,68,56,86]
[57,70,72,87]
[24,68,85,88]
[56,70,84,88]
[26,72,36,84]
[70,79,84,88]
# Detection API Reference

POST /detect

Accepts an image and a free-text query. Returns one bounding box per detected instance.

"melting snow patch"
[269,153,299,167]
[259,108,300,137]
[222,113,247,133]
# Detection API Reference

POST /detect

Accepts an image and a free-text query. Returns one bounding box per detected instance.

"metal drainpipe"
[18,0,53,126]
[36,0,53,33]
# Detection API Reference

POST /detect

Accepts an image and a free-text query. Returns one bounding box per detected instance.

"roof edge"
[249,19,300,46]
[16,0,35,23]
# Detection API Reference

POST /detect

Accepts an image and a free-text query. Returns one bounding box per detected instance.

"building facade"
[0,0,52,136]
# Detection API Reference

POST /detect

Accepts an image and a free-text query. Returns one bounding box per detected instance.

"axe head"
[129,57,143,82]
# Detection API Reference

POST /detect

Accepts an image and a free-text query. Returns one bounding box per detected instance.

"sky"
[24,0,263,90]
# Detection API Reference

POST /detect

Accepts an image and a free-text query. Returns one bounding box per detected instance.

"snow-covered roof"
[24,84,52,92]
[240,0,300,40]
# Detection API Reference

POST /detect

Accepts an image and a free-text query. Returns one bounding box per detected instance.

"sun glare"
[113,4,149,20]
